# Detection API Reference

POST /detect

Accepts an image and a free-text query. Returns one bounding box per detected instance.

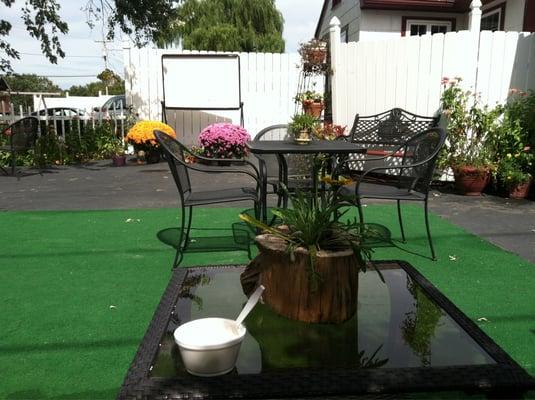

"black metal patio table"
[118,261,534,399]
[246,140,366,221]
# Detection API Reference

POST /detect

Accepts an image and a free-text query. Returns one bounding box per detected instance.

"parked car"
[31,107,89,135]
[93,95,126,119]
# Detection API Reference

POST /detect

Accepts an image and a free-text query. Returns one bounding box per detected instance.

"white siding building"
[315,0,535,43]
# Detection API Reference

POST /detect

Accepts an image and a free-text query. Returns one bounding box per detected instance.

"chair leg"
[397,200,406,243]
[11,150,16,176]
[173,205,191,269]
[424,200,437,261]
[182,206,193,251]
[356,197,365,226]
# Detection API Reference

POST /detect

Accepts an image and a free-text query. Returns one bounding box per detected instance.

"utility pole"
[95,39,112,70]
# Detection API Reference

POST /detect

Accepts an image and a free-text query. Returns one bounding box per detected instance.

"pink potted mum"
[198,123,251,160]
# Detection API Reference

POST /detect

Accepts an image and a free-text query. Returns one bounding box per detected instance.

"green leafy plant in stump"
[240,184,382,289]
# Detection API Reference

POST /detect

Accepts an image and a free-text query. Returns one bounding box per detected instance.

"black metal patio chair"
[340,108,439,175]
[253,124,315,208]
[338,127,447,261]
[0,117,39,176]
[154,130,262,268]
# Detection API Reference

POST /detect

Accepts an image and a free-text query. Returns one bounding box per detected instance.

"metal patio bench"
[340,108,439,175]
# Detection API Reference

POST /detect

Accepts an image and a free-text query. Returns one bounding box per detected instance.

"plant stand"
[241,234,360,324]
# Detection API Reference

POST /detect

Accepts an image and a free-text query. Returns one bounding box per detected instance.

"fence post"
[468,0,482,33]
[329,17,341,124]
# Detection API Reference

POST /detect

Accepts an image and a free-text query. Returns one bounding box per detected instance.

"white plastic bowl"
[173,317,247,377]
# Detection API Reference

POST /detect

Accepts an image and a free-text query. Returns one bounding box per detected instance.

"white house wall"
[482,0,526,31]
[317,0,360,42]
[359,9,467,42]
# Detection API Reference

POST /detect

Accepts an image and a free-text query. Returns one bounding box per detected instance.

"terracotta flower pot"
[303,101,324,118]
[305,48,327,64]
[453,166,490,196]
[507,178,532,199]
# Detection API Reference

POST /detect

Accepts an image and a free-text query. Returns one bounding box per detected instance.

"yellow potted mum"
[125,120,176,164]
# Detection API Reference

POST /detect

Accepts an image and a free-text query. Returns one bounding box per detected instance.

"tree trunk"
[241,234,360,324]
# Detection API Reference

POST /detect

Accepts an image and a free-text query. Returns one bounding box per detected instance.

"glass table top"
[150,264,495,378]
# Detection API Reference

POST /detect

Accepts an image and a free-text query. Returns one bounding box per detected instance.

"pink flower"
[198,123,250,159]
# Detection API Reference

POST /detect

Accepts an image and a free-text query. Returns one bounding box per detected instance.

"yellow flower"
[506,153,512,158]
[125,120,176,145]
[320,175,352,186]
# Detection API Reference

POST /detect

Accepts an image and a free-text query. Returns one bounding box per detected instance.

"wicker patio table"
[118,261,534,399]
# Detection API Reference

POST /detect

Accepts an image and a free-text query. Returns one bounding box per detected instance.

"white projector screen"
[162,54,241,109]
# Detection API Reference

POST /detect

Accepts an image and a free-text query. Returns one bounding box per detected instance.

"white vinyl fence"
[329,19,535,129]
[123,48,322,145]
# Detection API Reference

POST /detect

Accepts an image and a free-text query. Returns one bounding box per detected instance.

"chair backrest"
[4,117,39,149]
[153,130,192,197]
[349,108,439,147]
[253,124,312,178]
[397,127,447,194]
[253,124,290,178]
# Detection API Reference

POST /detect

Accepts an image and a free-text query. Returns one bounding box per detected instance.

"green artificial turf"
[0,205,534,399]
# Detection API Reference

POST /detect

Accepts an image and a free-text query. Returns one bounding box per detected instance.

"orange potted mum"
[126,120,176,164]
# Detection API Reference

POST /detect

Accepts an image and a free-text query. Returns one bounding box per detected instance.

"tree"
[1,0,180,73]
[68,69,124,96]
[4,74,62,109]
[158,0,285,53]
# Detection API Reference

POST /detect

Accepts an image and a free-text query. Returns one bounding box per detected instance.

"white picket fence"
[0,103,128,138]
[329,23,535,128]
[123,48,323,145]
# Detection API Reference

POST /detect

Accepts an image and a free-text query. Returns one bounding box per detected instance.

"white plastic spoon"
[235,285,265,326]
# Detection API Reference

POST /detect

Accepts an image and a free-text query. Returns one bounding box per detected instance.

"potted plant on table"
[125,120,176,164]
[440,77,502,195]
[239,185,380,324]
[295,90,324,118]
[288,113,319,144]
[313,123,347,141]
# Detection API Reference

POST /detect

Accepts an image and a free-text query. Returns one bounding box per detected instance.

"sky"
[3,0,324,89]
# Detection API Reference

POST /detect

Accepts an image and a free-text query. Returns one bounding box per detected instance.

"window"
[340,25,349,43]
[332,0,341,8]
[405,19,452,36]
[481,8,502,31]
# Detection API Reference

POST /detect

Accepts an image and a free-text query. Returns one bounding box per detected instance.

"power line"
[19,52,103,58]
[37,75,98,78]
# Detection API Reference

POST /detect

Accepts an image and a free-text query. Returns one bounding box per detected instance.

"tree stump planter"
[240,234,361,324]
